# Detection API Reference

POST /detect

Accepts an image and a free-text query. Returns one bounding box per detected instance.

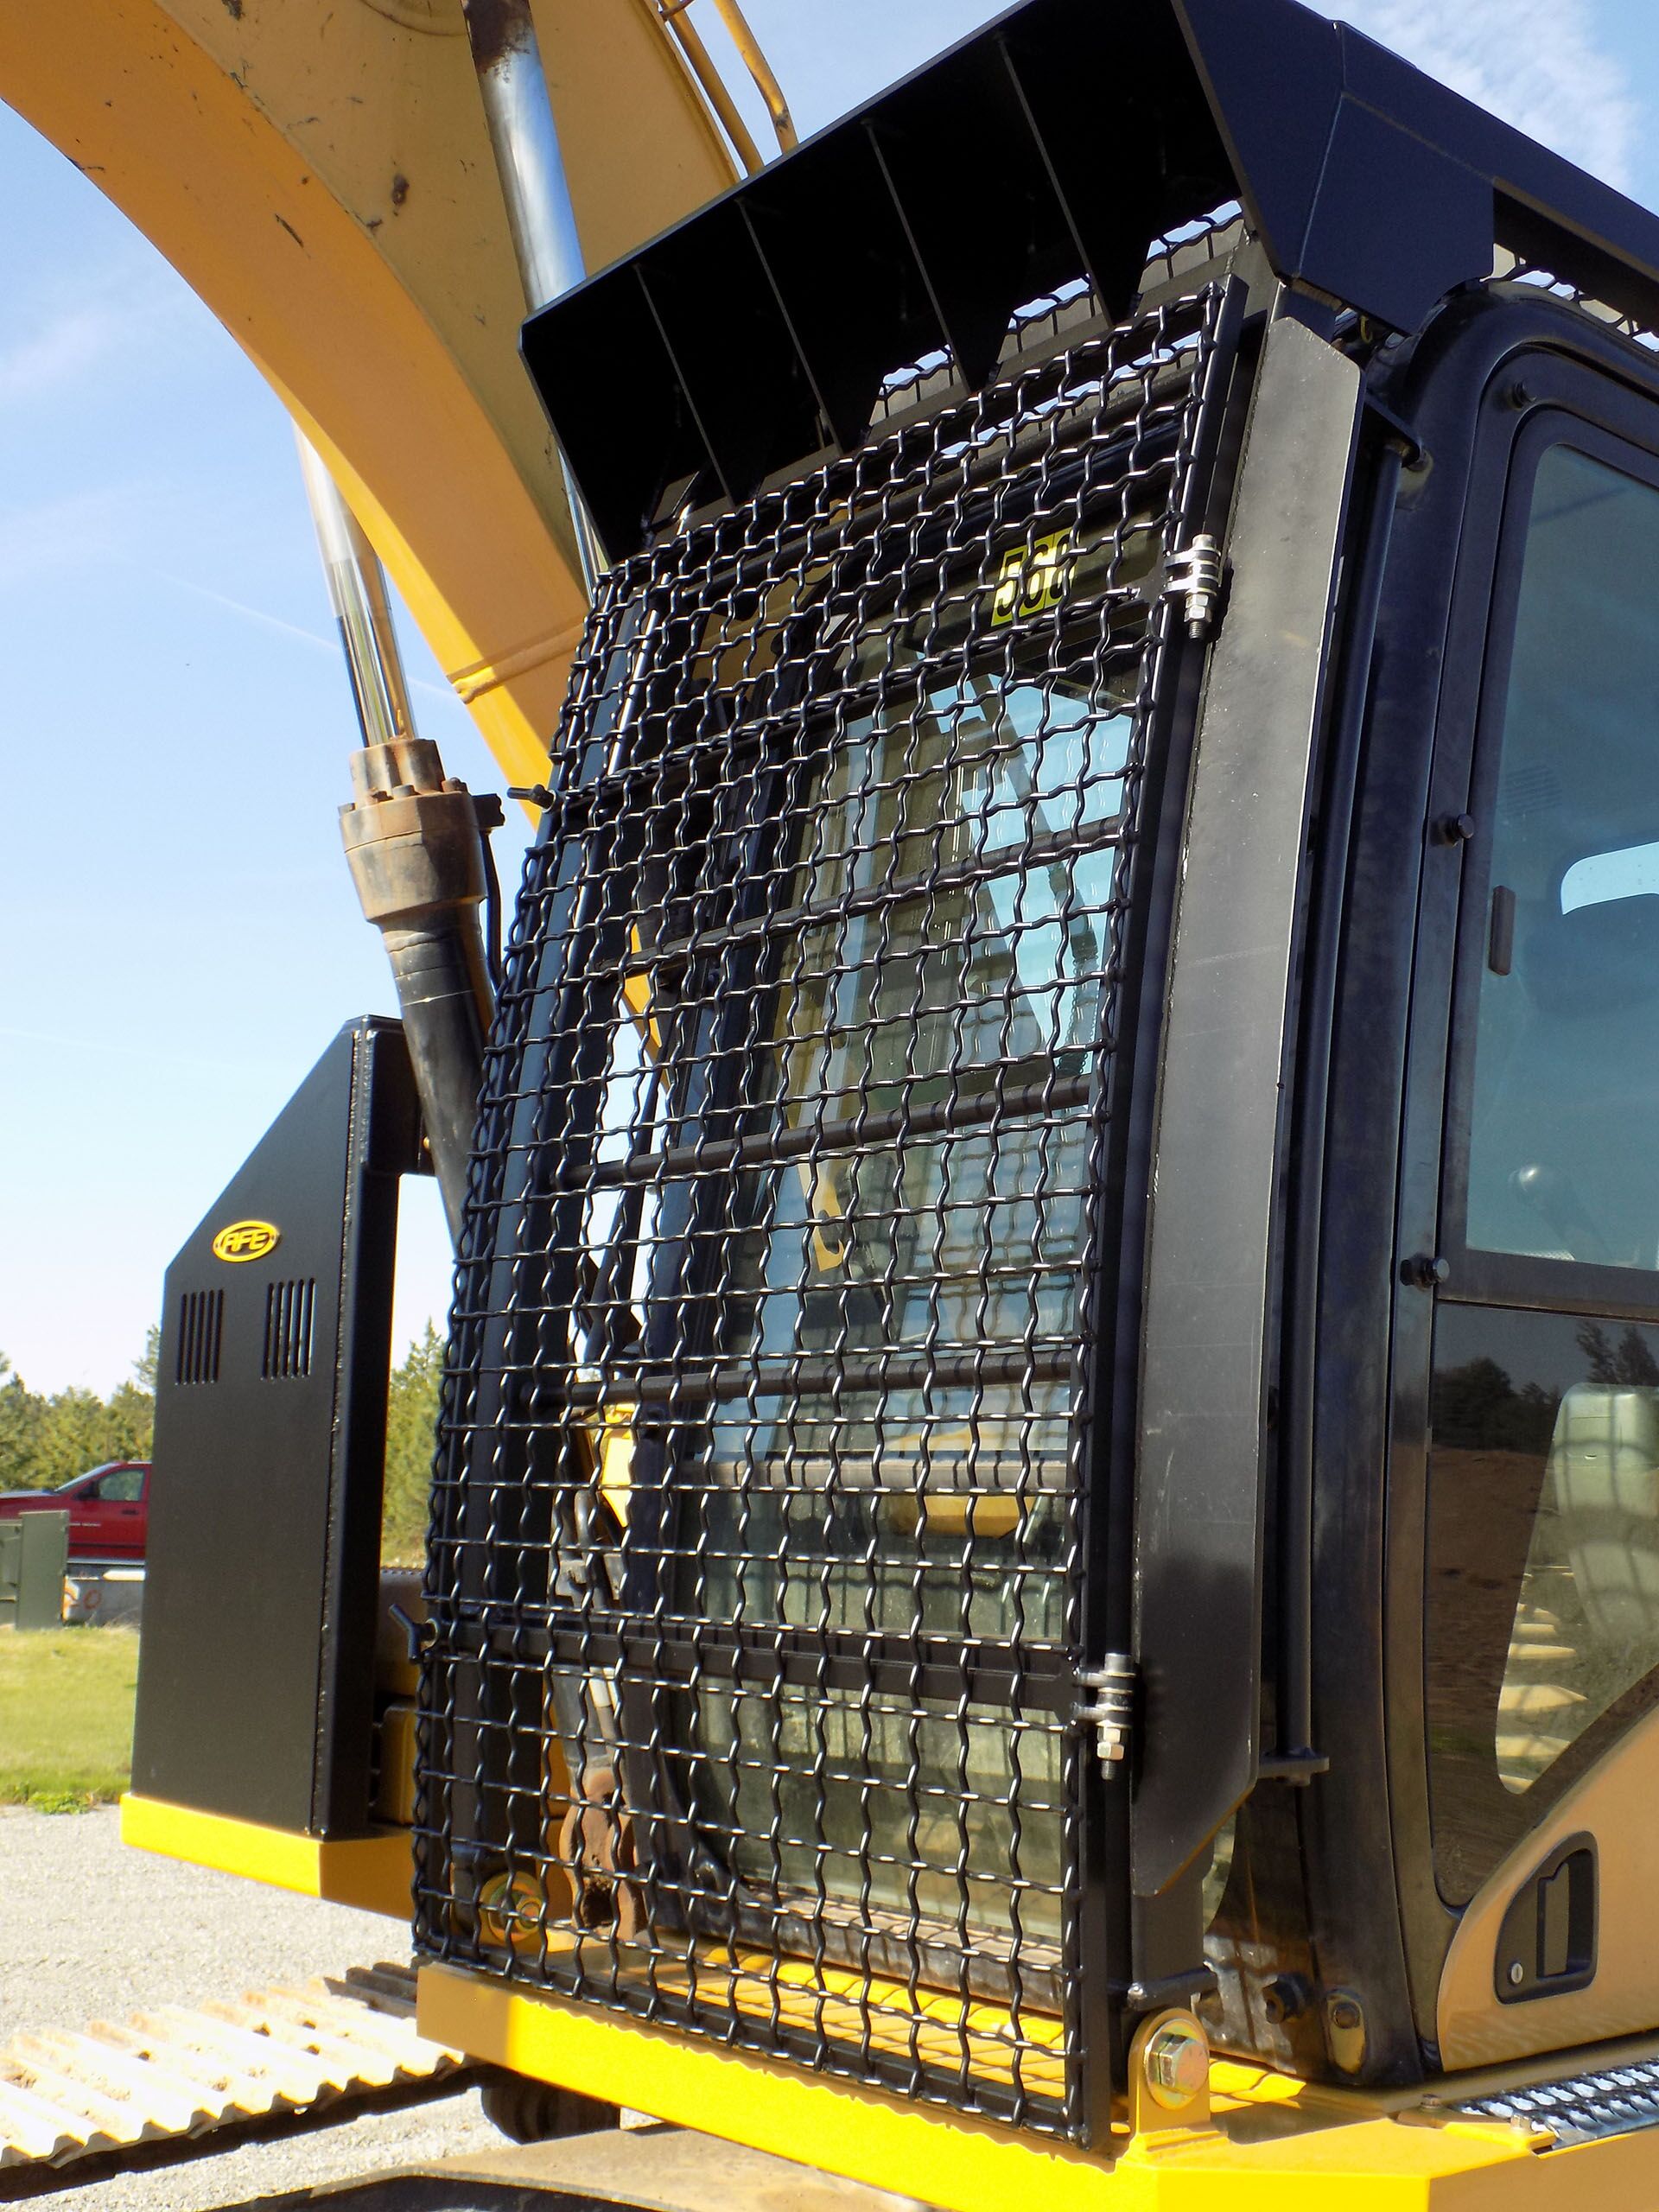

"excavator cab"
[124,0,1659,2198]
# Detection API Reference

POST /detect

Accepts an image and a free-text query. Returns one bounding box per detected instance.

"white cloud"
[140,565,462,708]
[0,486,137,587]
[0,304,124,406]
[1330,0,1637,194]
[0,262,200,410]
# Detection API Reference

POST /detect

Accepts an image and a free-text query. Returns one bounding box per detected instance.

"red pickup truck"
[0,1461,149,1561]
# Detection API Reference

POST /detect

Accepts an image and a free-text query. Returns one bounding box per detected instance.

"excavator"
[18,0,1659,2202]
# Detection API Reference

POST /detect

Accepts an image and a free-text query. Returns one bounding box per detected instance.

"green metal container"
[0,1512,68,1631]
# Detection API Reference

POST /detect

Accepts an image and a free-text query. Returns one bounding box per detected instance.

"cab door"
[67,1464,147,1558]
[1399,328,1659,2069]
[62,1471,107,1557]
[92,1465,147,1559]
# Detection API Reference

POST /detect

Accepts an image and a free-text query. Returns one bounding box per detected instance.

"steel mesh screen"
[415,270,1237,2139]
[1491,250,1659,348]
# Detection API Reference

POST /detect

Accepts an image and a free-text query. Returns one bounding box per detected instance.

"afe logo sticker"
[990,529,1075,626]
[212,1220,281,1264]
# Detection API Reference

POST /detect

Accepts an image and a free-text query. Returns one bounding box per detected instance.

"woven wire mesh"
[414,269,1236,2139]
[1491,249,1659,348]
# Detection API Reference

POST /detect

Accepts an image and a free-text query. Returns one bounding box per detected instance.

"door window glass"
[1465,447,1659,1270]
[1427,1304,1659,1903]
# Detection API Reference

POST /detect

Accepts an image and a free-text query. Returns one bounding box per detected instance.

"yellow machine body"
[428,1964,1659,2209]
[116,1792,1659,2204]
[119,1791,412,1919]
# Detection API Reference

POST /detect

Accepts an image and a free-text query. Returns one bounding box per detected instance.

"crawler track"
[0,1962,469,2178]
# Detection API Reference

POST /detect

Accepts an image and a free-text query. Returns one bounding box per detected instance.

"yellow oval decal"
[212,1219,281,1264]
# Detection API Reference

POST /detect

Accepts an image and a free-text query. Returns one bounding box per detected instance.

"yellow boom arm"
[0,0,761,782]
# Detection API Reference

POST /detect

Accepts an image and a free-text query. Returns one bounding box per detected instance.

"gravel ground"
[0,1804,501,2209]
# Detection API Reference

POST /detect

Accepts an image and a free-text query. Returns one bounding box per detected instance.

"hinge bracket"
[1164,534,1225,640]
[1075,1652,1135,1777]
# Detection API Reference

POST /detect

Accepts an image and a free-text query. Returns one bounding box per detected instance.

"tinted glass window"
[1427,1304,1659,1903]
[94,1466,143,1503]
[1466,447,1659,1269]
[677,597,1134,1955]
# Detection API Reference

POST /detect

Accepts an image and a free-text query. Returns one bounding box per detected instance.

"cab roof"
[524,0,1659,559]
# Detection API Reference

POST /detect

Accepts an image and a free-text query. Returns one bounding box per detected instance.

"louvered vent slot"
[262,1279,316,1381]
[175,1289,223,1385]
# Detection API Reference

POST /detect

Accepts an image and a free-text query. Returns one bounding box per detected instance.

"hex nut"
[1144,2020,1209,2109]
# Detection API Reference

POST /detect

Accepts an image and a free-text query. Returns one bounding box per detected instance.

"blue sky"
[2,0,1657,1393]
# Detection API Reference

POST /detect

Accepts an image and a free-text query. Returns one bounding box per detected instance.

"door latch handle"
[389,1603,435,1666]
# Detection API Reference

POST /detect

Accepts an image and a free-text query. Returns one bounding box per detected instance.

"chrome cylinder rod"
[296,432,416,749]
[460,0,584,310]
[460,0,602,594]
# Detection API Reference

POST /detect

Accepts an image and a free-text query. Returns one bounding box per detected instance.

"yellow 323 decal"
[990,529,1075,626]
[212,1219,281,1263]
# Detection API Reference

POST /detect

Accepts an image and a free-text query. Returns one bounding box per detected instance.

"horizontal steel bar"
[581,1068,1096,1191]
[439,1608,1073,1714]
[545,1344,1078,1408]
[524,639,1149,849]
[639,818,1126,969]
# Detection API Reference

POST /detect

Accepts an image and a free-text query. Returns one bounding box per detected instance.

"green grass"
[0,1626,138,1809]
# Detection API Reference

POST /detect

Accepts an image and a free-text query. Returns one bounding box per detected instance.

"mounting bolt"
[1074,1653,1135,1777]
[1262,1974,1313,2025]
[1165,534,1224,641]
[1434,812,1477,846]
[1401,1254,1450,1291]
[1325,1988,1368,2073]
[1506,379,1533,411]
[1144,2019,1210,2110]
[1508,1959,1526,1987]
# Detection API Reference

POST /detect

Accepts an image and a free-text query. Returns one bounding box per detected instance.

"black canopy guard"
[522,0,1659,560]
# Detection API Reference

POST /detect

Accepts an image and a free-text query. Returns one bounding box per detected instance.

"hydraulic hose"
[297,435,495,1245]
[340,739,493,1243]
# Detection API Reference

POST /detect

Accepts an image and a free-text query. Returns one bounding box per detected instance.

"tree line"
[0,1323,446,1570]
[0,1332,159,1493]
[381,1321,445,1566]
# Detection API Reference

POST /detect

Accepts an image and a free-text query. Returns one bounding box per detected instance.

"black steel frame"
[1130,307,1365,1911]
[445,0,1659,2126]
[1394,326,1659,2026]
[522,0,1659,563]
[417,268,1248,2145]
[1078,300,1255,2109]
[429,280,1659,2121]
[135,1019,424,1838]
[1300,292,1659,2074]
